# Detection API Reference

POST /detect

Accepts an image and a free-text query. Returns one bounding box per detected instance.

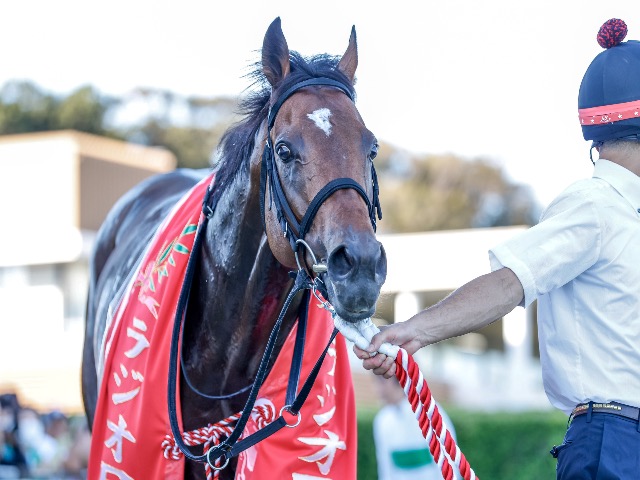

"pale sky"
[3,0,639,206]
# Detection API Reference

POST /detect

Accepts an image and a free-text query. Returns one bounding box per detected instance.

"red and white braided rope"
[333,315,479,480]
[396,348,477,480]
[162,401,276,480]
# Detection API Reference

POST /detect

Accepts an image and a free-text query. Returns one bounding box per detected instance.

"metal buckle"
[279,405,302,428]
[206,444,231,471]
[294,239,327,274]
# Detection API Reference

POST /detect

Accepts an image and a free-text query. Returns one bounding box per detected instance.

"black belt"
[570,402,640,423]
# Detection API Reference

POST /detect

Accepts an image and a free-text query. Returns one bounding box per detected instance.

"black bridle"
[259,77,382,256]
[167,76,382,473]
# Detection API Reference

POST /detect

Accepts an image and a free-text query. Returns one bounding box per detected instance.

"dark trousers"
[551,411,640,479]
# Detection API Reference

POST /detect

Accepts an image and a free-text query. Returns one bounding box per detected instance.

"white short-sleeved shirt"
[489,159,640,415]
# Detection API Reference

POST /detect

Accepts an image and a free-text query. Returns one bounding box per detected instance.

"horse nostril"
[327,245,354,278]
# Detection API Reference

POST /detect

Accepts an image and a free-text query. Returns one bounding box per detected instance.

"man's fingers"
[370,324,399,352]
[366,322,414,353]
[365,330,385,353]
[372,355,396,377]
[361,353,388,371]
[357,339,397,377]
[353,345,370,360]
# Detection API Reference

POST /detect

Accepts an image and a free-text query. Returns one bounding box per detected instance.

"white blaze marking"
[307,108,332,136]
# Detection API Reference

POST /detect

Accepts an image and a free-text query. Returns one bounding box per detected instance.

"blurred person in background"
[16,407,47,473]
[372,374,457,480]
[0,393,89,479]
[0,393,27,478]
[41,411,73,475]
[61,416,90,478]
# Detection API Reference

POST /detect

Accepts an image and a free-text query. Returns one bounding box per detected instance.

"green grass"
[358,407,568,480]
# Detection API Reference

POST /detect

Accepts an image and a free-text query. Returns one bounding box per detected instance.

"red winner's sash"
[87,172,357,479]
[88,173,213,479]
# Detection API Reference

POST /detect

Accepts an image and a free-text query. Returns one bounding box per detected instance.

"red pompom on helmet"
[579,19,640,144]
[597,18,627,49]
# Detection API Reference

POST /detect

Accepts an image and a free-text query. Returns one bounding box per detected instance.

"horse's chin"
[332,306,375,324]
[324,283,377,323]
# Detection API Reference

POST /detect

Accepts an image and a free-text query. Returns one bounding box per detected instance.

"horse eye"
[369,143,379,160]
[275,143,293,162]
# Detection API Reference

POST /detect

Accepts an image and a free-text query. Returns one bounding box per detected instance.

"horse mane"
[209,51,356,210]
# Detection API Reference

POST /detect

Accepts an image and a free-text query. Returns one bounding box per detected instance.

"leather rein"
[167,76,382,472]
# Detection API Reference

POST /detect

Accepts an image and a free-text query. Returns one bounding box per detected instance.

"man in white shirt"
[355,18,640,479]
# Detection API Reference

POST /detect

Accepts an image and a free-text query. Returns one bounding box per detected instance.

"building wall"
[0,136,80,266]
[0,131,175,413]
[79,156,163,231]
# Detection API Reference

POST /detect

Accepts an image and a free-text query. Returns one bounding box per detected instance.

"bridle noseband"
[259,77,382,263]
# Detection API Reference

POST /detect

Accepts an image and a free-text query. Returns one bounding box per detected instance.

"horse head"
[259,18,387,322]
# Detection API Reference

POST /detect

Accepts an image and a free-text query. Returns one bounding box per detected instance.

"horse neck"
[180,160,297,428]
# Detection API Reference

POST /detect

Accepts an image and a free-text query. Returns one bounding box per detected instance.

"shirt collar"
[593,159,640,211]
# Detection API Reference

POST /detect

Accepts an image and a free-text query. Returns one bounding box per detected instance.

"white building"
[0,130,175,413]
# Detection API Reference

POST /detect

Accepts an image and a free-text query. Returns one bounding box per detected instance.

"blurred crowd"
[0,393,90,480]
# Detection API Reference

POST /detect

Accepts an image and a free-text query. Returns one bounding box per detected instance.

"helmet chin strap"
[589,143,600,165]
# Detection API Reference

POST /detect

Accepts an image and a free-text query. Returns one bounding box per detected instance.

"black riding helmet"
[579,19,640,145]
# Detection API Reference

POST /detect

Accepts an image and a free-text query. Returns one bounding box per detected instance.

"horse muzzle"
[323,236,387,322]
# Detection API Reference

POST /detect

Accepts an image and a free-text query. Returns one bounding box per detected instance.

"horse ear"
[262,17,291,87]
[337,26,358,83]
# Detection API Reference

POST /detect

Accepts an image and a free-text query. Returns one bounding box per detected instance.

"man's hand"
[353,319,425,378]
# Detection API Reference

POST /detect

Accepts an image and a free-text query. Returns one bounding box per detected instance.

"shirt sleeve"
[489,190,602,307]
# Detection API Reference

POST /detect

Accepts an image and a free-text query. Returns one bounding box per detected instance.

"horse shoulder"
[86,168,209,372]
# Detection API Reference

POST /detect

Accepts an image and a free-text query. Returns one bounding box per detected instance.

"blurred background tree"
[111,88,239,169]
[0,80,539,231]
[56,86,110,134]
[0,81,238,169]
[375,145,539,232]
[0,81,59,133]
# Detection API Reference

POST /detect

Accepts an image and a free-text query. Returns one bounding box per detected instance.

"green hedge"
[357,407,568,480]
[357,408,378,479]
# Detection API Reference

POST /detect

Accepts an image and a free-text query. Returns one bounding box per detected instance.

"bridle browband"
[167,76,382,473]
[259,77,382,257]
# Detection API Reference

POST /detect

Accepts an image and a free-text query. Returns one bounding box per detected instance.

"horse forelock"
[209,51,356,212]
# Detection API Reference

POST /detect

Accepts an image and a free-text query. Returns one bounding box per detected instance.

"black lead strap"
[167,193,213,463]
[167,190,338,466]
[286,289,309,405]
[218,272,310,449]
[227,327,339,459]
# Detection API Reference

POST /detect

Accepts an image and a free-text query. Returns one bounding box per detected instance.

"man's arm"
[354,267,524,377]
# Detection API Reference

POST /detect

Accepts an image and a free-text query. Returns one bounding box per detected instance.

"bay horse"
[82,17,386,479]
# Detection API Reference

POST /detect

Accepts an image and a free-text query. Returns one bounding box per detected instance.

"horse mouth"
[333,305,376,323]
[322,278,379,323]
